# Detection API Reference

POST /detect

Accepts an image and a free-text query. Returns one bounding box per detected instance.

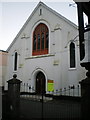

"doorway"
[36,71,46,94]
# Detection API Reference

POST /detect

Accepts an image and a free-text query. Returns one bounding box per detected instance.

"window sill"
[13,71,17,73]
[25,53,55,59]
[68,68,77,71]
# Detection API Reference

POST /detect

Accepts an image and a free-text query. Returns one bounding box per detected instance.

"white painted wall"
[5,3,86,96]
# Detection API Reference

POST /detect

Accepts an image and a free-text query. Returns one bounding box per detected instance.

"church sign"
[47,80,54,92]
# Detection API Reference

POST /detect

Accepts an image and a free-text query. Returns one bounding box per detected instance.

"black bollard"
[7,74,22,119]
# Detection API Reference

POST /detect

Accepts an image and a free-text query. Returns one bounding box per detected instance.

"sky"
[0,0,79,50]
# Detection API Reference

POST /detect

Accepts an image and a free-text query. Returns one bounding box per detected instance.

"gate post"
[7,74,22,119]
[79,62,90,119]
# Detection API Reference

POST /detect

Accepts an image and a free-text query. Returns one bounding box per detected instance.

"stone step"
[20,95,53,102]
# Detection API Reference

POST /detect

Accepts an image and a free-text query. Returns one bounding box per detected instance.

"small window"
[14,52,18,71]
[70,42,76,68]
[40,9,42,15]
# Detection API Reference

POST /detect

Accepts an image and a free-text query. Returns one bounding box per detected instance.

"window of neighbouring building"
[70,42,76,68]
[32,23,49,56]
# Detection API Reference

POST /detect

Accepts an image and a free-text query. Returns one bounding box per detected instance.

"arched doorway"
[36,71,46,94]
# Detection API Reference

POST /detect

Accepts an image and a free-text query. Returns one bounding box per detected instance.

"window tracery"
[32,23,49,56]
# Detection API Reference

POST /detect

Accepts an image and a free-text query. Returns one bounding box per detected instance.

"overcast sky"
[0,0,79,50]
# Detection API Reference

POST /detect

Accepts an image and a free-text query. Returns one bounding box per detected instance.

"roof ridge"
[39,1,77,28]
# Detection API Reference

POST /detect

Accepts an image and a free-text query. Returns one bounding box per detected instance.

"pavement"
[20,94,53,102]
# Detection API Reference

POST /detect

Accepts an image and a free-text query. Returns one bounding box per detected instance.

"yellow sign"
[47,80,54,92]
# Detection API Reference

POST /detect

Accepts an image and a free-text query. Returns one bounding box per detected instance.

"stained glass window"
[32,23,49,56]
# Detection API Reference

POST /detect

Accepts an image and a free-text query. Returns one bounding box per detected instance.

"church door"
[36,72,46,94]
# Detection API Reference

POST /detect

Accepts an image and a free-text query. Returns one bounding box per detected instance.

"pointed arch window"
[32,23,49,56]
[14,52,18,71]
[70,42,76,68]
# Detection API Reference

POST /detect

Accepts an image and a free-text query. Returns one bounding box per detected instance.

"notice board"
[47,80,54,92]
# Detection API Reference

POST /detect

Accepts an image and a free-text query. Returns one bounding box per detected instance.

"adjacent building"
[0,50,8,88]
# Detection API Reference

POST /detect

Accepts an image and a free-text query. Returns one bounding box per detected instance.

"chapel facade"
[5,2,85,95]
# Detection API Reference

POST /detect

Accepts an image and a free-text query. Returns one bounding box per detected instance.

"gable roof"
[7,2,78,51]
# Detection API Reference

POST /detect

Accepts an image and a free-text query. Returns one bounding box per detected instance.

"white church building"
[5,2,85,95]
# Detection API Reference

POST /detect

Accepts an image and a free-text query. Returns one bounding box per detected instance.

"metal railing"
[20,83,81,97]
[48,85,81,97]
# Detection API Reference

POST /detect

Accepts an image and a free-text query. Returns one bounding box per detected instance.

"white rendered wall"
[5,5,86,95]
